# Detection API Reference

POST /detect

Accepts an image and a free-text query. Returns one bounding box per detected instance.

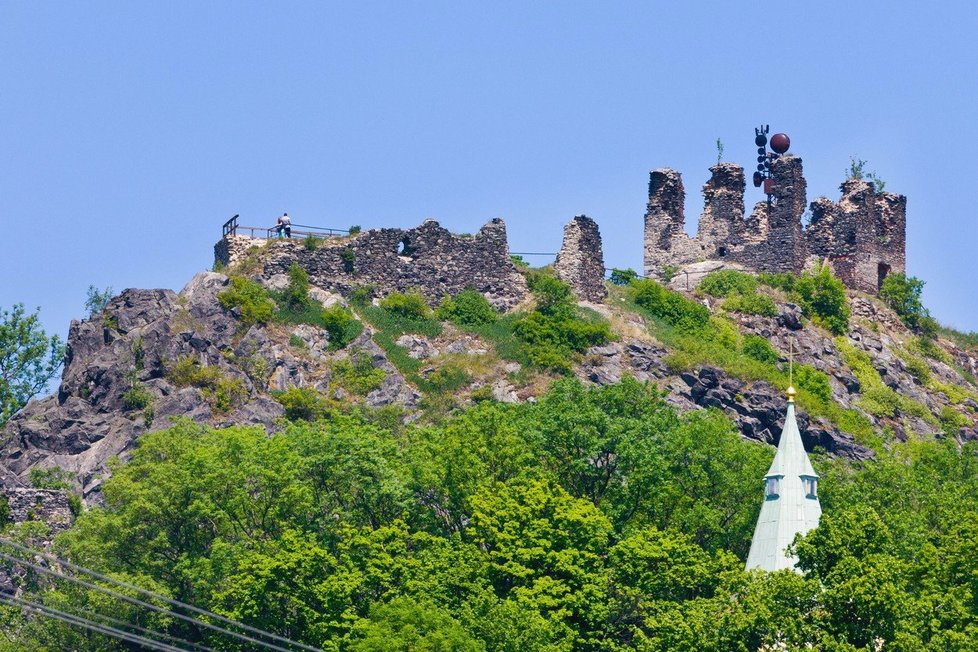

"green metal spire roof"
[745,397,822,572]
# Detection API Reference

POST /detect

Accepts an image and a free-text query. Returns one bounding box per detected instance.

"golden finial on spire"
[787,339,796,402]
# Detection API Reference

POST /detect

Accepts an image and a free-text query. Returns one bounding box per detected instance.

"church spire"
[745,342,822,572]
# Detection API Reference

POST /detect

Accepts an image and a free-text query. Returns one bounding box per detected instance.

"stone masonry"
[217,218,529,310]
[643,156,906,294]
[554,215,607,302]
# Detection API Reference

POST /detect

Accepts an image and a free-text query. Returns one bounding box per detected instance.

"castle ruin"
[643,156,906,294]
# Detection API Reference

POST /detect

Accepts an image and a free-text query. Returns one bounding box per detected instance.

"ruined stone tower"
[642,154,906,293]
[554,215,607,303]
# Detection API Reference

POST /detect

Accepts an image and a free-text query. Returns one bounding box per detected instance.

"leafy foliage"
[284,262,311,309]
[721,291,776,316]
[793,264,850,335]
[879,272,929,332]
[10,377,978,650]
[217,276,274,325]
[741,334,779,365]
[121,383,152,410]
[0,303,65,427]
[697,270,758,298]
[511,275,612,373]
[380,290,431,319]
[84,285,113,317]
[609,268,639,286]
[435,290,497,327]
[631,279,710,330]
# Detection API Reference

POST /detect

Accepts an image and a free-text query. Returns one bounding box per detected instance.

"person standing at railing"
[275,212,292,238]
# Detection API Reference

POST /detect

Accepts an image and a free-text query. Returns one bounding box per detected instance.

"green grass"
[611,284,879,446]
[835,338,939,429]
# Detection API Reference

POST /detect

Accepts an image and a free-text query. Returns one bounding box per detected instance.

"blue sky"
[2,1,977,342]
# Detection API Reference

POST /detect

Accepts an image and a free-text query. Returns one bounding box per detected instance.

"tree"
[879,272,929,331]
[0,304,65,426]
[84,285,113,317]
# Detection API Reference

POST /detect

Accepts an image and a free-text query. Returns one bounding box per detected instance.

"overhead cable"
[0,537,323,652]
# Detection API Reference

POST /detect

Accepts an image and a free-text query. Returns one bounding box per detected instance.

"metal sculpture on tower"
[752,125,791,206]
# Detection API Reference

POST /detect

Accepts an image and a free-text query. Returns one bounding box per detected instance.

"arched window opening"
[397,237,415,258]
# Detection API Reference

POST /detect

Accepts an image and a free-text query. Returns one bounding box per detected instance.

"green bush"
[514,312,611,356]
[609,268,639,286]
[527,274,575,318]
[417,365,472,394]
[661,264,679,282]
[167,355,222,388]
[285,263,310,309]
[436,290,497,326]
[29,466,74,491]
[795,365,832,403]
[758,272,797,293]
[350,284,375,306]
[276,386,329,421]
[879,273,929,331]
[122,384,153,410]
[210,377,248,414]
[697,270,758,298]
[380,290,431,319]
[630,279,710,330]
[218,276,274,325]
[721,292,777,317]
[303,235,322,251]
[348,225,362,235]
[289,334,308,349]
[340,247,356,273]
[741,335,779,365]
[334,353,386,395]
[166,355,246,414]
[322,305,362,350]
[794,264,849,335]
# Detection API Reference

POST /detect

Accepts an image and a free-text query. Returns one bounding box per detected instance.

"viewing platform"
[221,214,350,240]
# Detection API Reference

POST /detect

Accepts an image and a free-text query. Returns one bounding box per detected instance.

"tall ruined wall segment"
[218,219,528,309]
[554,215,607,302]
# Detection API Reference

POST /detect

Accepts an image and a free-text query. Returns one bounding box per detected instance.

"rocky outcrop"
[554,215,607,303]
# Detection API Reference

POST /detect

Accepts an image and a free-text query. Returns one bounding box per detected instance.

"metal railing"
[221,214,349,240]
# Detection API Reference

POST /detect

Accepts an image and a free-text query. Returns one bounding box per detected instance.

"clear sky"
[2,1,977,342]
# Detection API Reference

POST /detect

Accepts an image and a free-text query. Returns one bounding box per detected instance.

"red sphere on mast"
[770,133,790,154]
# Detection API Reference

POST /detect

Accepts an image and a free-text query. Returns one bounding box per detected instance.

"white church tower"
[745,384,822,572]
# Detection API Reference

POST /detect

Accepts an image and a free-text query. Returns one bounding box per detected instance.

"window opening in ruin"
[846,231,857,246]
[877,262,891,290]
[718,246,727,257]
[397,237,415,259]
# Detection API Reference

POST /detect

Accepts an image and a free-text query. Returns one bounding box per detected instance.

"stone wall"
[219,219,529,310]
[2,487,74,532]
[642,155,906,293]
[554,215,607,302]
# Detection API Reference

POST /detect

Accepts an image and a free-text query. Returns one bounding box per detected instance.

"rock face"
[217,219,528,310]
[643,156,906,294]
[554,215,607,303]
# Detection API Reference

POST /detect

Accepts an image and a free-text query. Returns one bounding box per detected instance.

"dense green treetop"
[5,376,978,650]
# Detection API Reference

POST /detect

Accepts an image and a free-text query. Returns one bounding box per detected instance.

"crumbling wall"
[643,168,700,276]
[727,156,807,274]
[240,219,528,309]
[2,487,74,532]
[808,179,906,293]
[642,155,906,293]
[554,215,607,302]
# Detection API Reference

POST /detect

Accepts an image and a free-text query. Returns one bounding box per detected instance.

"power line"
[0,537,322,651]
[1,537,321,652]
[0,592,191,652]
[0,547,315,652]
[24,596,221,652]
